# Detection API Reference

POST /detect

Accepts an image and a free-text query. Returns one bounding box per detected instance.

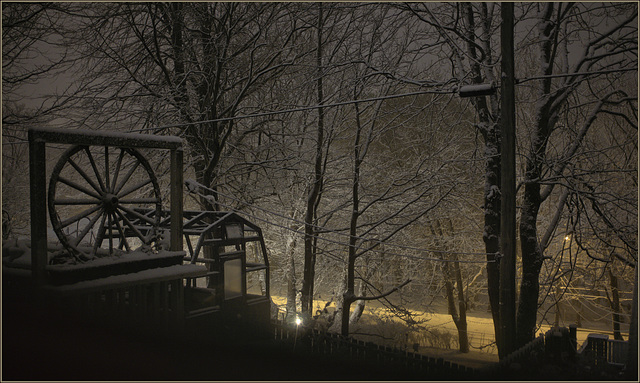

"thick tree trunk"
[482,131,502,352]
[341,249,356,336]
[516,177,544,348]
[350,279,366,326]
[608,269,623,340]
[329,274,347,333]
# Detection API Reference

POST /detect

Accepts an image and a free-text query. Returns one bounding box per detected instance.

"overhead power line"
[516,67,638,84]
[185,179,496,264]
[132,67,637,133]
[136,88,457,133]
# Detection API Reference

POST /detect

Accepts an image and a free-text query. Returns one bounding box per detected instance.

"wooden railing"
[491,325,630,377]
[484,326,578,377]
[496,331,546,369]
[579,333,629,367]
[43,264,206,334]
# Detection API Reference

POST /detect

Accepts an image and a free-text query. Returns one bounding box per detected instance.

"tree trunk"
[454,261,469,353]
[350,279,366,326]
[301,2,325,316]
[329,273,347,333]
[608,269,623,340]
[443,256,470,353]
[286,231,297,321]
[482,131,502,353]
[515,2,558,350]
[554,285,562,327]
[517,176,545,348]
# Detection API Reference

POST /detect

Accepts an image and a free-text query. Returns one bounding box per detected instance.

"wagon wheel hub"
[103,193,119,212]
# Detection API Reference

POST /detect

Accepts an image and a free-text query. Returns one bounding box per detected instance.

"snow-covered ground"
[271,295,628,362]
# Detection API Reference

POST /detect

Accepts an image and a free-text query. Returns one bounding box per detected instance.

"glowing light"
[295,317,302,326]
[565,235,571,241]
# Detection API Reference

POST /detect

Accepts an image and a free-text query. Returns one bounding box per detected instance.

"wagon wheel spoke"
[59,204,103,229]
[118,197,161,204]
[55,198,101,205]
[114,157,141,196]
[56,176,102,201]
[71,207,105,247]
[84,146,106,193]
[118,179,153,200]
[92,212,108,257]
[112,213,132,252]
[66,158,104,197]
[115,208,150,245]
[104,146,110,192]
[107,210,114,254]
[110,149,126,193]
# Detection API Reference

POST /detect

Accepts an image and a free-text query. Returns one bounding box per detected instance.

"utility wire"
[129,67,637,134]
[186,179,496,263]
[134,88,457,133]
[515,67,638,84]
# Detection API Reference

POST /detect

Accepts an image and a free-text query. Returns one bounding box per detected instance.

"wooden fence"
[493,326,576,371]
[606,339,629,366]
[273,320,477,379]
[42,264,206,334]
[488,325,631,378]
[496,331,546,369]
[579,333,629,368]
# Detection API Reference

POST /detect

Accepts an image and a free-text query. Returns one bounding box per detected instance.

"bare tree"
[400,1,505,354]
[402,2,637,354]
[515,2,637,347]
[301,2,327,316]
[62,3,312,203]
[2,2,88,236]
[2,2,81,126]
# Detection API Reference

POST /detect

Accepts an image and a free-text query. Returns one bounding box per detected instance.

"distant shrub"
[409,328,456,350]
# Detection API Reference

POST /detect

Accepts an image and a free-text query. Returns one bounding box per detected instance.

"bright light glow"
[565,235,571,241]
[295,317,302,326]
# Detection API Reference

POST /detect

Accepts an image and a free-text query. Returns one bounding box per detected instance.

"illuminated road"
[271,295,629,356]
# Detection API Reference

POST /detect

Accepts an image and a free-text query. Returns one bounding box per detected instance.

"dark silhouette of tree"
[515,2,637,348]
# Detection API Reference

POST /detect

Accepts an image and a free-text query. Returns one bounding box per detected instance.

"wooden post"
[170,148,183,252]
[28,130,48,286]
[499,2,517,358]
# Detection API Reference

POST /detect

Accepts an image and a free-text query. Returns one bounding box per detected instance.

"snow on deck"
[46,250,186,272]
[2,239,185,271]
[3,238,207,294]
[43,264,207,295]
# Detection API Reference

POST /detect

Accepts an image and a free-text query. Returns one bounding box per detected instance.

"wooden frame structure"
[28,127,184,286]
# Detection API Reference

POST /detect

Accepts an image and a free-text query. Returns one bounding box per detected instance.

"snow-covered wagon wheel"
[48,145,162,261]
